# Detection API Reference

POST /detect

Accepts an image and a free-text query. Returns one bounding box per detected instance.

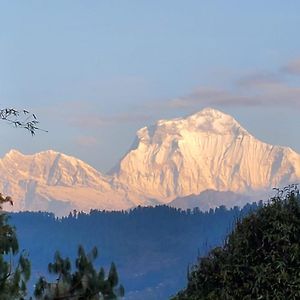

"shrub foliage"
[173,185,300,300]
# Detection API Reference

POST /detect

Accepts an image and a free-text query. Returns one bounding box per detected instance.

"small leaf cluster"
[173,185,300,300]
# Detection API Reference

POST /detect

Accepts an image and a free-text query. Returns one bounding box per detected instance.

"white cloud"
[166,81,300,110]
[163,60,300,110]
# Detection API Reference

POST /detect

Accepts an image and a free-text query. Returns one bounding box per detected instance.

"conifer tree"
[34,245,124,300]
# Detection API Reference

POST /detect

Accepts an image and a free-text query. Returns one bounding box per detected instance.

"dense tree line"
[8,203,260,299]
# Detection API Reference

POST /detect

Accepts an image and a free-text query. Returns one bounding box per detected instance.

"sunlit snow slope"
[1,108,300,215]
[113,108,300,201]
[0,150,154,216]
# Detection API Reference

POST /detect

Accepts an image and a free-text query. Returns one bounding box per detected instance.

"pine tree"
[34,245,125,300]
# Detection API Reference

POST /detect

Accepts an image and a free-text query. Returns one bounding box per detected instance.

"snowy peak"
[185,107,249,136]
[136,108,249,147]
[0,149,148,215]
[114,107,300,201]
[190,107,231,118]
[186,107,234,123]
[0,149,110,189]
[0,149,158,215]
[1,107,300,215]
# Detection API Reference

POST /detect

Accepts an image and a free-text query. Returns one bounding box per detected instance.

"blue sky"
[1,1,300,171]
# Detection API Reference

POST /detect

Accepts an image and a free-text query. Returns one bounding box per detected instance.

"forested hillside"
[9,203,261,299]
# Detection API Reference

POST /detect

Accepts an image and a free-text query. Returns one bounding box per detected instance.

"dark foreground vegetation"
[7,202,260,299]
[173,186,300,300]
[0,196,124,300]
[3,186,299,299]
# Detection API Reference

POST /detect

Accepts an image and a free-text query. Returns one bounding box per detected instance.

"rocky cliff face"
[1,108,300,215]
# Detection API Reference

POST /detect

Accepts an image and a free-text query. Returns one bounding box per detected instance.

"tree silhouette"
[34,245,124,300]
[172,185,300,299]
[0,196,31,300]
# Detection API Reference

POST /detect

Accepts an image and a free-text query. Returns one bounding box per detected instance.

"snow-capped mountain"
[0,149,155,216]
[1,107,300,215]
[113,107,300,202]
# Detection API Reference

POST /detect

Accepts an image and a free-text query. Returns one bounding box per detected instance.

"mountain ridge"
[113,108,300,201]
[1,108,300,215]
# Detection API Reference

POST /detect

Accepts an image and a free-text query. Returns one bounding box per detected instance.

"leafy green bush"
[173,185,300,300]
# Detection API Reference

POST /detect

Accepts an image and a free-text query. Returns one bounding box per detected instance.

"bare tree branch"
[0,108,47,135]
